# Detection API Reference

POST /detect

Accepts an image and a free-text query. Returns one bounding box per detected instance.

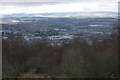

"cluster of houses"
[2,24,114,46]
[2,30,75,45]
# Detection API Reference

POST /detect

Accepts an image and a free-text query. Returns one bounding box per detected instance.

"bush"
[2,32,118,78]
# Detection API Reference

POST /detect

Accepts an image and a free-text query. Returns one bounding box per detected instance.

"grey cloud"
[1,2,62,6]
[1,0,119,7]
[1,0,119,2]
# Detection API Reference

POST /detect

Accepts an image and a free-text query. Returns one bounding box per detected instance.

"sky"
[0,0,119,15]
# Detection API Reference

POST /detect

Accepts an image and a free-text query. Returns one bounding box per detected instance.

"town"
[2,17,117,46]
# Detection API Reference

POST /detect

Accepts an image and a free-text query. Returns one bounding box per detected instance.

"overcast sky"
[0,0,119,15]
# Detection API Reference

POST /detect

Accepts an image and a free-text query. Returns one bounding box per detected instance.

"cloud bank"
[0,0,119,15]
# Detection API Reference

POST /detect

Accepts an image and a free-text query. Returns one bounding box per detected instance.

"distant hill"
[3,11,117,18]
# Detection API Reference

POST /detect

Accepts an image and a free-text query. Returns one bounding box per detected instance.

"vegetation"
[2,32,118,78]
